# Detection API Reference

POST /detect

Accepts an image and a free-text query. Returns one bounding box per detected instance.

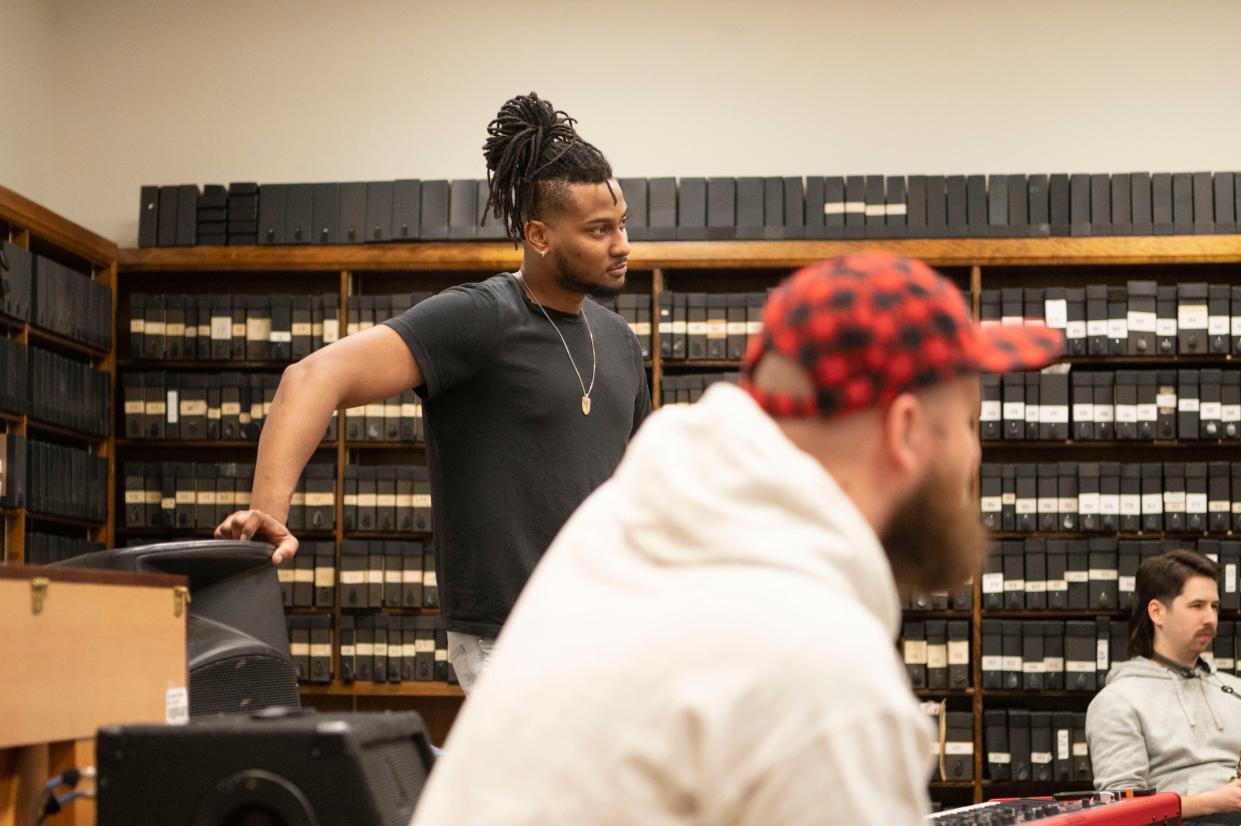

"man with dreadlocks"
[215,92,650,692]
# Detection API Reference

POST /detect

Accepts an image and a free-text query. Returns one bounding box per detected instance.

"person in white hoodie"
[410,250,1062,826]
[1088,549,1241,825]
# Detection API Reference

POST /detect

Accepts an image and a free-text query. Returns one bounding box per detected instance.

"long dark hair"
[482,92,613,243]
[1129,549,1219,658]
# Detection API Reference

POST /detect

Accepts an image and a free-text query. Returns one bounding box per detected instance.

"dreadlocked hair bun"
[482,92,612,242]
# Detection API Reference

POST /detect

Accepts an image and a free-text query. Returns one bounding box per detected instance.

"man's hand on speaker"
[214,509,299,564]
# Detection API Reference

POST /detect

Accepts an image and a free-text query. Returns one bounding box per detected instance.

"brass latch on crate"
[31,577,49,615]
[173,586,191,618]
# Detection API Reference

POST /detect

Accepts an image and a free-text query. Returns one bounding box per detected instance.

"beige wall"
[0,0,54,204]
[9,0,1241,246]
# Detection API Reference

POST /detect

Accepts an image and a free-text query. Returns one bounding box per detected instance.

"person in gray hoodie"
[1087,549,1241,824]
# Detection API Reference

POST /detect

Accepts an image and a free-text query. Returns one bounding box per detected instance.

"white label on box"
[1078,492,1100,514]
[1073,403,1094,422]
[269,330,292,343]
[1044,657,1065,672]
[402,570,423,584]
[1002,656,1024,671]
[1212,500,1231,513]
[310,644,331,657]
[982,656,1002,671]
[927,645,947,669]
[989,752,1012,764]
[1180,305,1208,329]
[1065,571,1089,583]
[1067,660,1095,673]
[1004,579,1026,592]
[402,643,417,658]
[1003,402,1025,421]
[341,644,355,657]
[982,572,1004,594]
[1188,493,1208,513]
[1026,580,1048,594]
[1202,402,1222,420]
[981,400,1001,422]
[903,640,927,664]
[384,570,401,583]
[1002,492,1016,505]
[1026,404,1040,423]
[314,567,334,587]
[166,687,189,726]
[1073,743,1089,757]
[1157,393,1178,409]
[165,391,180,423]
[367,570,383,584]
[356,643,374,656]
[1119,575,1136,592]
[1087,320,1108,336]
[1100,495,1120,515]
[1048,580,1068,592]
[1223,405,1241,422]
[1097,639,1110,669]
[340,571,365,584]
[292,322,312,336]
[981,496,1002,513]
[294,569,313,583]
[1107,319,1128,339]
[946,742,974,756]
[1023,661,1045,676]
[1120,495,1141,516]
[948,641,969,665]
[1210,316,1231,335]
[1158,318,1178,337]
[1233,316,1241,336]
[1042,406,1069,424]
[1066,320,1087,339]
[1094,405,1114,423]
[1143,493,1164,514]
[424,572,437,587]
[1128,311,1157,332]
[1045,299,1068,328]
[374,642,387,657]
[1017,499,1036,514]
[1032,751,1053,765]
[1038,497,1058,514]
[415,639,435,653]
[1165,491,1186,513]
[1115,405,1138,423]
[1090,568,1119,581]
[323,319,340,342]
[1137,404,1157,422]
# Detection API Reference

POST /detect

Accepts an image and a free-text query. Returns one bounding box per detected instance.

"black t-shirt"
[383,273,651,636]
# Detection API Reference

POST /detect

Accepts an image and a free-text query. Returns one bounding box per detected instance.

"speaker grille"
[361,740,427,826]
[189,655,300,717]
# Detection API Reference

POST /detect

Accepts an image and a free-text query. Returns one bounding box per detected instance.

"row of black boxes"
[141,171,1241,246]
[0,242,111,351]
[276,540,438,611]
[283,614,456,686]
[0,338,110,437]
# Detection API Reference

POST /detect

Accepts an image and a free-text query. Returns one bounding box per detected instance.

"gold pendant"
[582,395,591,416]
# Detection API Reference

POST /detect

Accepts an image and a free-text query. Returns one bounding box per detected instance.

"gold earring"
[541,249,548,257]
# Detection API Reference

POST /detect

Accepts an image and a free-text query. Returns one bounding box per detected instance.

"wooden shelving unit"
[105,232,1241,800]
[0,185,117,563]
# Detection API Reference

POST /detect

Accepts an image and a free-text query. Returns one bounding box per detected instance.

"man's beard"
[551,248,626,300]
[880,465,991,594]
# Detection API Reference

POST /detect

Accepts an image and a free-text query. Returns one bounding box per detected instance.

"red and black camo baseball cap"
[742,250,1063,419]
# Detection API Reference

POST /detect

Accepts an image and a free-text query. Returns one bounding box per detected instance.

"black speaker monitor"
[55,540,299,717]
[97,708,434,826]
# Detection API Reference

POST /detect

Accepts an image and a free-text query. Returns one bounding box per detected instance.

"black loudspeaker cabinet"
[97,708,435,826]
[54,540,299,717]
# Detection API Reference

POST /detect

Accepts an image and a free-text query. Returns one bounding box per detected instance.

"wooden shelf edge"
[119,236,1241,272]
[0,184,118,265]
[27,324,111,359]
[26,417,108,443]
[298,681,464,698]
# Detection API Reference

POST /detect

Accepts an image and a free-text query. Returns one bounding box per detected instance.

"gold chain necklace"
[516,272,597,415]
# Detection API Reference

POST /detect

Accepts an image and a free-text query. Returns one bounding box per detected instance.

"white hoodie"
[1088,655,1241,797]
[411,382,935,826]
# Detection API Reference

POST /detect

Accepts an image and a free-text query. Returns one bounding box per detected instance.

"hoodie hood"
[1105,655,1218,686]
[607,382,902,638]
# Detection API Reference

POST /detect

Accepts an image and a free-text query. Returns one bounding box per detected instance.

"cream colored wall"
[0,0,55,205]
[13,0,1241,246]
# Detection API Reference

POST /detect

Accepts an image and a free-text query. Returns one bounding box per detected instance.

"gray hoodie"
[1087,656,1241,796]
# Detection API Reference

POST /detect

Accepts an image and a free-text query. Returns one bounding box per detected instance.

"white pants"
[446,632,496,694]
